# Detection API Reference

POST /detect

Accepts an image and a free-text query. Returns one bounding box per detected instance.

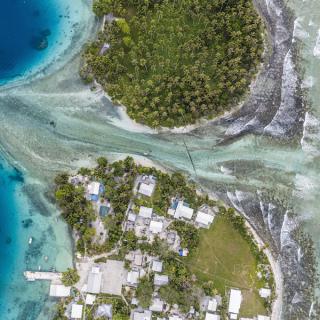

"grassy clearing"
[185,215,267,317]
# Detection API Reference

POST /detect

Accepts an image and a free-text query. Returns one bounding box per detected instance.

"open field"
[185,215,267,317]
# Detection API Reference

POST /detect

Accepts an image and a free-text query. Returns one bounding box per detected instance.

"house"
[95,304,112,318]
[71,304,83,319]
[152,260,163,273]
[127,269,140,286]
[257,316,270,320]
[195,211,214,228]
[85,293,96,305]
[87,266,102,294]
[128,212,137,222]
[169,316,183,320]
[205,314,220,320]
[259,288,271,298]
[207,298,218,312]
[149,220,164,234]
[88,181,101,201]
[228,289,242,319]
[134,253,143,266]
[49,284,71,297]
[154,274,169,286]
[174,201,194,220]
[99,205,110,217]
[139,206,153,218]
[133,310,152,320]
[138,182,155,197]
[149,298,164,312]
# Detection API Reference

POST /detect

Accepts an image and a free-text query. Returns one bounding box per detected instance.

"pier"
[24,271,62,282]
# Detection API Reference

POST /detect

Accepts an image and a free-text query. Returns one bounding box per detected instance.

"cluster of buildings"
[35,172,272,320]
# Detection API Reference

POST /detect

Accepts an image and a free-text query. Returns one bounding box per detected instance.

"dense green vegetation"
[136,276,154,308]
[61,268,80,286]
[81,0,263,127]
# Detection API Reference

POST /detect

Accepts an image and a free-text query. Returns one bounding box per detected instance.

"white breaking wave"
[301,75,315,88]
[300,112,320,156]
[313,29,320,57]
[293,18,309,41]
[264,50,299,136]
[280,211,298,249]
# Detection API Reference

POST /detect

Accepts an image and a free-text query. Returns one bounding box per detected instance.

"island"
[81,0,264,128]
[25,157,276,320]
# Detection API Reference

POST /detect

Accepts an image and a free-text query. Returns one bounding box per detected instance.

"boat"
[28,237,33,245]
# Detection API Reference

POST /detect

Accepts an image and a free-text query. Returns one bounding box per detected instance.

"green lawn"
[185,215,267,317]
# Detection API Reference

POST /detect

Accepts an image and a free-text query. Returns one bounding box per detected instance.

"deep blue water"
[0,0,62,84]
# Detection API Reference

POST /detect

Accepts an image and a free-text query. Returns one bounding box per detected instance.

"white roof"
[85,293,96,305]
[154,274,169,286]
[150,220,163,234]
[205,313,220,320]
[259,288,271,298]
[49,284,71,297]
[133,310,152,320]
[127,270,140,284]
[152,260,163,272]
[228,289,242,315]
[134,254,143,266]
[230,314,238,320]
[128,213,137,222]
[167,208,175,216]
[169,316,183,320]
[207,298,218,312]
[139,206,153,218]
[88,181,100,195]
[139,182,155,197]
[71,304,83,319]
[195,211,214,226]
[174,201,194,220]
[257,316,270,320]
[149,298,164,312]
[87,268,102,294]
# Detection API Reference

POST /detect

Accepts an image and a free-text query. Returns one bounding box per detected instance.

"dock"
[24,271,62,282]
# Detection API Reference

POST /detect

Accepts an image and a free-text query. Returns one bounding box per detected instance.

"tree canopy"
[82,0,263,127]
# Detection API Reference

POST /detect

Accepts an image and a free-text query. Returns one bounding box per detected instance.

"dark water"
[0,0,61,84]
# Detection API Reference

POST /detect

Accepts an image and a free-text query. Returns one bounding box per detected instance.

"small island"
[31,157,276,320]
[81,0,264,128]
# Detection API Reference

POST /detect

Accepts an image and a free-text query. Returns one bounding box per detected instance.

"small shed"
[138,182,155,197]
[152,260,163,272]
[85,293,96,305]
[139,206,153,218]
[259,288,271,298]
[128,212,137,222]
[133,310,152,320]
[95,304,112,318]
[207,298,218,312]
[205,313,220,320]
[150,298,164,312]
[71,304,83,319]
[154,274,169,286]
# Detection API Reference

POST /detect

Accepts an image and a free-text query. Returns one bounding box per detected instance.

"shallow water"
[0,0,319,319]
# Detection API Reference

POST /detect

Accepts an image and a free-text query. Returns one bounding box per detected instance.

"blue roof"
[91,194,99,202]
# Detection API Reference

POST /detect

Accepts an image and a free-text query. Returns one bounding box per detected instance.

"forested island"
[81,0,264,128]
